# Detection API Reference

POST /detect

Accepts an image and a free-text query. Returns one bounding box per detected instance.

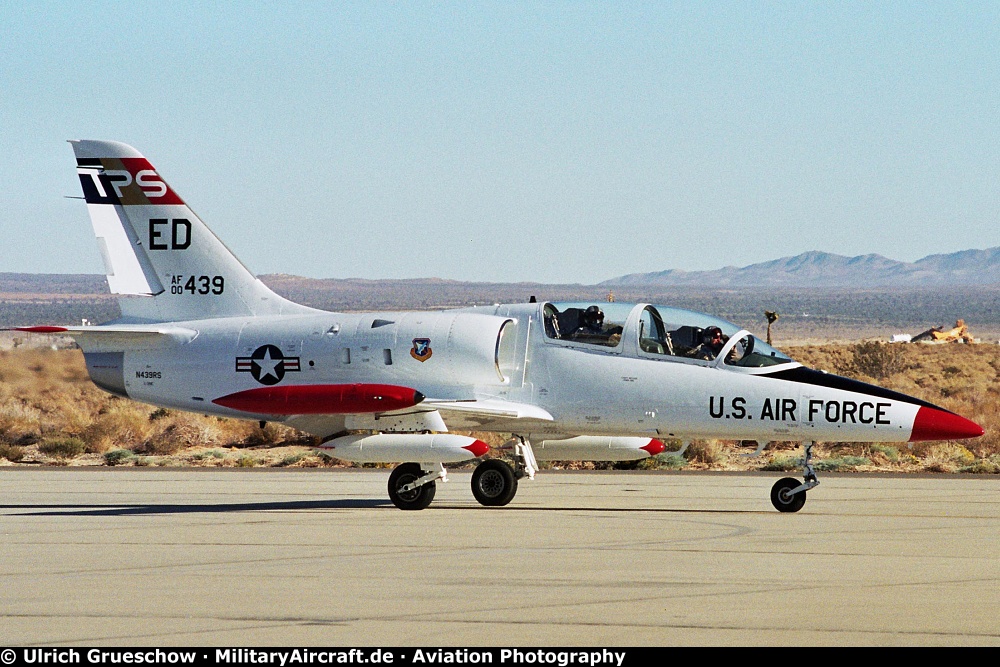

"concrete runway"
[1,467,998,646]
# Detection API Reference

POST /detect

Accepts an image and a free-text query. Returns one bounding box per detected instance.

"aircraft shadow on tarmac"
[1,499,391,516]
[3,501,770,516]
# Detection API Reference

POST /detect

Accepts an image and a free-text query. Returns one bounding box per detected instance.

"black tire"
[387,462,436,510]
[471,459,518,507]
[770,477,807,513]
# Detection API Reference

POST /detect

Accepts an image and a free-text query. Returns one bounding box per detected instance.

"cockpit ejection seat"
[554,308,583,339]
[668,325,705,356]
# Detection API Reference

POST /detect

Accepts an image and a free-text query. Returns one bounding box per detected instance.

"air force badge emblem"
[410,338,433,362]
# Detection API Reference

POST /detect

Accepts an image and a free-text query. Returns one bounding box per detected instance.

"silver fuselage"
[81,301,930,444]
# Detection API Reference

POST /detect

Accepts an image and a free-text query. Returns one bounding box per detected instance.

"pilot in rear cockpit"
[691,326,726,360]
[575,306,605,335]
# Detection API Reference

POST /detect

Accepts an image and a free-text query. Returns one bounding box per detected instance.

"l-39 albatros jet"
[16,140,983,512]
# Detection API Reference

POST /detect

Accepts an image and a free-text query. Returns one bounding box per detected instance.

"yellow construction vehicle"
[911,319,976,344]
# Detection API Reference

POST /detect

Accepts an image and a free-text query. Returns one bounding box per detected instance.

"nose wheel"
[771,477,807,512]
[769,441,819,513]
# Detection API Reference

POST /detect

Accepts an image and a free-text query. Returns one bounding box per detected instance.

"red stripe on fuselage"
[212,384,425,415]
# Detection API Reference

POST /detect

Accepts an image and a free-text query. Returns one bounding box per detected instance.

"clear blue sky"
[1,2,998,284]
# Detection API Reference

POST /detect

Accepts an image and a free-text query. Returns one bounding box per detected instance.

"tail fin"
[70,140,314,322]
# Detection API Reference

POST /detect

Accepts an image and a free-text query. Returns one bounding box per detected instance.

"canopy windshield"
[638,304,793,367]
[543,301,794,368]
[542,302,632,348]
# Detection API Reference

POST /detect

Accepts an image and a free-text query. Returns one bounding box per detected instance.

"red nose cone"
[911,406,984,442]
[463,439,490,458]
[641,439,666,456]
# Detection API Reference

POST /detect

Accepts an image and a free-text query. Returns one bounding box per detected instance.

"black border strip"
[762,366,946,411]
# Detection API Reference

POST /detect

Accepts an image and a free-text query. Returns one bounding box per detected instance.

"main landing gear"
[472,435,538,507]
[471,436,536,507]
[386,436,538,510]
[471,459,517,506]
[769,441,819,513]
[387,462,446,510]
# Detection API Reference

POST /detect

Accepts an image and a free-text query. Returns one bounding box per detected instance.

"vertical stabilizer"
[70,140,314,322]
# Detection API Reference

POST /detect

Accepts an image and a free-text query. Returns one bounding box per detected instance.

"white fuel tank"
[533,436,665,461]
[319,433,490,463]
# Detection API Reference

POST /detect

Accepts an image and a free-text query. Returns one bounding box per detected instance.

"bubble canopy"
[542,302,794,369]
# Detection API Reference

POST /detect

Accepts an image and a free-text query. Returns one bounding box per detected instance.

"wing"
[422,398,554,429]
[284,399,554,441]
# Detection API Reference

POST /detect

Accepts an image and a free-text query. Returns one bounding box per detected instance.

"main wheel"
[471,459,518,507]
[770,477,807,513]
[388,462,436,510]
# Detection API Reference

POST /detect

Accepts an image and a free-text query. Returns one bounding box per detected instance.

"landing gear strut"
[387,462,446,510]
[769,441,819,513]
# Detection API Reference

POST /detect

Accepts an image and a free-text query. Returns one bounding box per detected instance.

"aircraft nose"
[910,406,984,441]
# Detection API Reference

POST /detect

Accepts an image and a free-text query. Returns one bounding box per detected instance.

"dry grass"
[0,348,319,466]
[0,344,997,473]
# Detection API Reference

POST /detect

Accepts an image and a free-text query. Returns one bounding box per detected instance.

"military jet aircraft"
[15,140,984,512]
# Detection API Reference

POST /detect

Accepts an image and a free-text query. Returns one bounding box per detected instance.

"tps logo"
[410,338,433,362]
[79,169,167,199]
[236,345,301,385]
[76,157,184,205]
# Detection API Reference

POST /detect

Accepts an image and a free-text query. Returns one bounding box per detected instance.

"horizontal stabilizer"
[10,324,197,348]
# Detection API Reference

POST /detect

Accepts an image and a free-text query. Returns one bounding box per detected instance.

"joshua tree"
[765,311,779,346]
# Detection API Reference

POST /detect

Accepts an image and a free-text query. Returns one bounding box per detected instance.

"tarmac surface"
[1,467,998,646]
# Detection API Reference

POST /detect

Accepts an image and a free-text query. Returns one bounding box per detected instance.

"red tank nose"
[463,439,490,458]
[641,439,666,455]
[910,406,984,441]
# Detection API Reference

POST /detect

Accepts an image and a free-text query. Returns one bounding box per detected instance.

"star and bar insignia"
[236,344,300,385]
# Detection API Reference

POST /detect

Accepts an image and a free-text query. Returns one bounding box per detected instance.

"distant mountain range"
[603,248,1000,288]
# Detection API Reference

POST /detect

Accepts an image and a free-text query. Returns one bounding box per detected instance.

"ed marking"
[149,218,192,250]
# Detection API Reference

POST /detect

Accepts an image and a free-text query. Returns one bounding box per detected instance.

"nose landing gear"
[769,441,819,513]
